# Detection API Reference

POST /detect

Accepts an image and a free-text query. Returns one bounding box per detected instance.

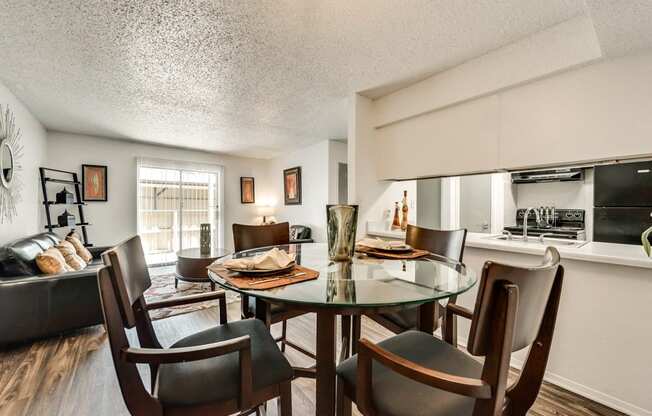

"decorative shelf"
[45,222,91,229]
[40,167,92,246]
[43,201,86,206]
[44,178,81,185]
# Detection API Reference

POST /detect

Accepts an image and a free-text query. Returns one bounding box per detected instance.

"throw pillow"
[66,234,93,263]
[55,242,87,271]
[36,248,73,275]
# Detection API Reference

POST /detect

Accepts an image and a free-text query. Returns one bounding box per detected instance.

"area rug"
[145,265,237,321]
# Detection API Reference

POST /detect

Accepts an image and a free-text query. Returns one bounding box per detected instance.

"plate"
[375,244,413,253]
[226,263,295,276]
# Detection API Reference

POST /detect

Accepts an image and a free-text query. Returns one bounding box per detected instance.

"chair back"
[233,222,290,252]
[467,247,563,356]
[97,265,161,415]
[405,225,467,262]
[101,235,152,329]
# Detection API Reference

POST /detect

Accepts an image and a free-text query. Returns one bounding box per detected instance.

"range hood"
[511,168,584,184]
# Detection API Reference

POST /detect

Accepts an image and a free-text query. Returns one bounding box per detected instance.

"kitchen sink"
[487,235,588,248]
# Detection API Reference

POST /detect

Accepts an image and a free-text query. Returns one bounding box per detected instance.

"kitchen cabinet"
[374,95,500,180]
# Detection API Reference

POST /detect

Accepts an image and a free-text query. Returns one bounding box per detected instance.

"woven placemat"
[355,245,431,259]
[209,265,319,290]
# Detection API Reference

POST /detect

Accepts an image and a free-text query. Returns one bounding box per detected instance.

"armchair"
[337,247,564,416]
[99,236,293,416]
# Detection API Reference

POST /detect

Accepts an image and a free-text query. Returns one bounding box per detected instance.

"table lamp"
[258,205,275,225]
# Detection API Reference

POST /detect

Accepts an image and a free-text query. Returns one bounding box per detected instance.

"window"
[137,158,223,265]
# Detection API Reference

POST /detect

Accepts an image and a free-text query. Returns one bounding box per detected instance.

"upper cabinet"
[499,52,652,170]
[374,95,500,180]
[371,52,652,180]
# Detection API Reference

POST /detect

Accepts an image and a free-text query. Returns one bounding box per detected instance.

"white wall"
[0,82,47,244]
[45,132,270,250]
[267,140,331,243]
[416,178,441,229]
[328,140,348,204]
[459,174,492,233]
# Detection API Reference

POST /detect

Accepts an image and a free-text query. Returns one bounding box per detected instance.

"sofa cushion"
[66,234,92,263]
[55,241,87,271]
[0,233,64,278]
[36,248,73,275]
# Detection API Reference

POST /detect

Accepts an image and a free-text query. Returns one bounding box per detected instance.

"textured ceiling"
[0,1,649,158]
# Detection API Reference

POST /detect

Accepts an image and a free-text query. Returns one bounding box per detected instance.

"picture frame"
[240,176,255,204]
[283,166,302,205]
[82,164,108,202]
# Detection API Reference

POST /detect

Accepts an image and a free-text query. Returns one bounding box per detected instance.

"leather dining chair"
[99,236,293,416]
[232,222,313,358]
[336,247,564,416]
[364,225,468,337]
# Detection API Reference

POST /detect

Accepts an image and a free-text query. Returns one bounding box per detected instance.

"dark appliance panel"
[594,161,652,207]
[593,207,652,244]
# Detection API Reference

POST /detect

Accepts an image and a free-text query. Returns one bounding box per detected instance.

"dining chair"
[232,222,314,358]
[365,225,468,336]
[99,236,293,416]
[336,247,564,416]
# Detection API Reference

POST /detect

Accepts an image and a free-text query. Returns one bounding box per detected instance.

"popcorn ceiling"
[2,1,639,158]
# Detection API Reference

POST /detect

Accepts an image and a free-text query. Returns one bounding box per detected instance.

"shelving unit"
[39,167,93,247]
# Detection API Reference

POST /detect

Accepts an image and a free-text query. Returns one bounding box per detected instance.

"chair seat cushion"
[337,330,482,416]
[157,318,293,407]
[379,308,418,330]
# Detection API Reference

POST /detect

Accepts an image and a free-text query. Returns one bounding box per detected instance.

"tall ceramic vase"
[200,223,211,255]
[642,225,652,257]
[327,204,359,261]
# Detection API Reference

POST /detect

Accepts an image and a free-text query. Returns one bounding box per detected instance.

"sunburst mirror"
[0,105,24,223]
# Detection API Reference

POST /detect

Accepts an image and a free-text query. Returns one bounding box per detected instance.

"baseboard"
[455,336,651,416]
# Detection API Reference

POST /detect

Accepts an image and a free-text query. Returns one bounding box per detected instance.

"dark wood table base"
[254,300,438,416]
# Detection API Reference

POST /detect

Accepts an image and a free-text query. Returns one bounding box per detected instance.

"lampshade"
[258,204,275,217]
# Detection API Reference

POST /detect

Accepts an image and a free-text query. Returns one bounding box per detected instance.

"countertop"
[367,223,652,269]
[465,233,652,269]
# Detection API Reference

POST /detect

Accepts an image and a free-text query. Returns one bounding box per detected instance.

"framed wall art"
[283,166,302,205]
[82,164,108,201]
[240,176,255,204]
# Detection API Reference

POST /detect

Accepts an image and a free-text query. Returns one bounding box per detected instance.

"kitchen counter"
[465,232,652,269]
[366,222,652,269]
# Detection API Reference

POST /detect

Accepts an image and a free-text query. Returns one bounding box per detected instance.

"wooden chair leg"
[278,381,292,416]
[281,320,287,352]
[352,316,361,355]
[336,375,352,416]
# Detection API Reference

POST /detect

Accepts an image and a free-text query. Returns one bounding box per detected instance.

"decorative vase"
[57,210,75,227]
[200,223,211,255]
[327,204,358,261]
[56,187,75,204]
[400,190,408,231]
[642,226,652,257]
[391,202,401,230]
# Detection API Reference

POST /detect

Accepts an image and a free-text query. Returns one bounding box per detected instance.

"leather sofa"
[289,225,313,244]
[0,232,110,346]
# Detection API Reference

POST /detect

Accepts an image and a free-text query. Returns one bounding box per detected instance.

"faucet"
[523,207,541,242]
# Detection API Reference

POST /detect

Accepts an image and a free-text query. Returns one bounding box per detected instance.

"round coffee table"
[175,247,231,291]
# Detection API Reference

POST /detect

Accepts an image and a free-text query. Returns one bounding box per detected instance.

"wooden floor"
[0,301,624,416]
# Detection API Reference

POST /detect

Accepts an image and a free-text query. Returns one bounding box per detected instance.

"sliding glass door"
[137,160,222,265]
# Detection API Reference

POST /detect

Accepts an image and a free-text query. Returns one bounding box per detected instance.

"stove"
[503,208,586,240]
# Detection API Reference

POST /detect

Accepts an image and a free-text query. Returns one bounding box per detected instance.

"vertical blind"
[136,158,223,265]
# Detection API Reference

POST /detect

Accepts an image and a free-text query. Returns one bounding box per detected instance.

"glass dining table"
[208,243,477,416]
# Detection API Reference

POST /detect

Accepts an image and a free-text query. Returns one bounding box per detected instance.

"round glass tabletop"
[208,243,477,310]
